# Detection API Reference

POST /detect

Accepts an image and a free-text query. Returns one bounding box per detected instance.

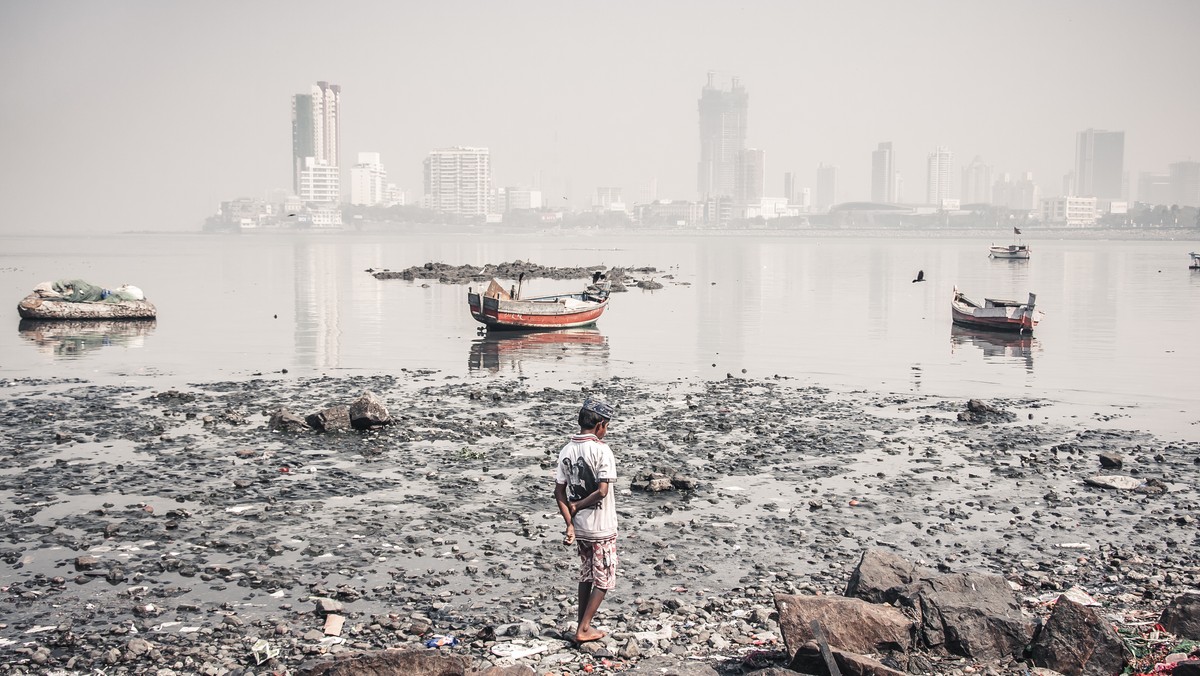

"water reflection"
[18,319,156,358]
[468,328,609,373]
[950,324,1038,372]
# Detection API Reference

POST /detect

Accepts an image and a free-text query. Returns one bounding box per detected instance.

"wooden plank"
[809,619,841,676]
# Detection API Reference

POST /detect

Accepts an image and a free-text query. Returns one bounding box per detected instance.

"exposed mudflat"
[0,373,1197,674]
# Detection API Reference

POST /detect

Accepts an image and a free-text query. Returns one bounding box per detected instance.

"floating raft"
[17,293,158,320]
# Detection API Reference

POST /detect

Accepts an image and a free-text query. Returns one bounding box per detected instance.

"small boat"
[468,277,609,330]
[989,243,1031,259]
[17,280,157,320]
[951,286,1043,333]
[1190,252,1200,270]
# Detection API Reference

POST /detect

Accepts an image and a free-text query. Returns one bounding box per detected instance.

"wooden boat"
[951,286,1043,333]
[468,278,609,330]
[989,243,1031,259]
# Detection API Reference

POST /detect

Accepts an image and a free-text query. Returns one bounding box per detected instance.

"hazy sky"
[2,0,1198,232]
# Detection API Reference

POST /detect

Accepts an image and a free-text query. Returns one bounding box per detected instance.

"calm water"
[2,231,1198,437]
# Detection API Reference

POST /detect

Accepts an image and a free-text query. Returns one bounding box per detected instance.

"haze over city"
[2,0,1199,233]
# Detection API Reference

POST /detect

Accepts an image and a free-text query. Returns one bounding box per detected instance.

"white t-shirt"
[555,433,618,540]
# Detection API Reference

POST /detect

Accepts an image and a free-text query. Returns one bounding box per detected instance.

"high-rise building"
[1137,172,1172,206]
[871,142,896,203]
[783,171,795,204]
[292,81,341,199]
[350,152,387,206]
[816,163,838,212]
[697,72,748,199]
[961,156,992,204]
[993,171,1040,211]
[1169,161,1200,207]
[736,148,765,203]
[298,157,340,204]
[1074,129,1124,200]
[423,147,492,216]
[926,146,953,205]
[594,187,625,212]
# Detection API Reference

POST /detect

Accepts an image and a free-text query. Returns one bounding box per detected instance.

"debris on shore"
[0,375,1196,674]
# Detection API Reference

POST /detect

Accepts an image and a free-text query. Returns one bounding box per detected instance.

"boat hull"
[468,292,608,330]
[951,290,1043,333]
[17,294,158,320]
[989,246,1030,260]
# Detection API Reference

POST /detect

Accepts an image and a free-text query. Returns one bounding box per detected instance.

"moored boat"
[951,286,1043,333]
[1190,251,1200,270]
[467,277,609,330]
[989,243,1031,259]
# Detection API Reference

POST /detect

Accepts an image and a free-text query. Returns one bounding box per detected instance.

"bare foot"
[574,628,606,643]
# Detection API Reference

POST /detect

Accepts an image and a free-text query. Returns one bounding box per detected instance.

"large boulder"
[788,641,908,676]
[306,404,352,433]
[1159,593,1200,640]
[350,391,393,429]
[1030,596,1126,676]
[844,548,933,604]
[898,572,1032,661]
[774,594,914,657]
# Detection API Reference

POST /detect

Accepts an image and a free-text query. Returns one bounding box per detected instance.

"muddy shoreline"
[0,373,1196,674]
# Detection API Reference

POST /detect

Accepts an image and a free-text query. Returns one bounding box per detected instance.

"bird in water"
[912,270,925,283]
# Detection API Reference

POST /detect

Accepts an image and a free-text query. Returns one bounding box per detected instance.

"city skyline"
[2,1,1199,231]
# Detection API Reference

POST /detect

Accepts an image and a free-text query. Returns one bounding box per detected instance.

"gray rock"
[1030,596,1126,676]
[350,391,393,429]
[306,405,352,433]
[844,548,933,604]
[1159,593,1200,640]
[269,408,313,433]
[1097,452,1123,469]
[314,597,344,614]
[898,571,1032,661]
[1084,475,1142,490]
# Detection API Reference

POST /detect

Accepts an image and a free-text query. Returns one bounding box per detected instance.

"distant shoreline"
[100,224,1200,241]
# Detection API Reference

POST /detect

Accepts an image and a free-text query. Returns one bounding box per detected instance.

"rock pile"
[269,390,394,434]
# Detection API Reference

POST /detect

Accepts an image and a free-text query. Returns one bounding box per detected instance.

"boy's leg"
[577,581,592,626]
[576,586,607,642]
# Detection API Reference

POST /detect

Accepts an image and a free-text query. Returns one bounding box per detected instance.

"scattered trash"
[279,466,291,474]
[425,634,458,648]
[251,638,279,665]
[323,614,345,636]
[490,640,550,659]
[24,625,57,634]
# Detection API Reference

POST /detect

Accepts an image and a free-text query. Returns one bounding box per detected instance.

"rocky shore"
[368,261,663,293]
[0,373,1197,675]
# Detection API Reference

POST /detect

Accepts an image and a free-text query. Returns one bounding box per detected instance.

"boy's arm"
[553,482,575,544]
[567,481,609,513]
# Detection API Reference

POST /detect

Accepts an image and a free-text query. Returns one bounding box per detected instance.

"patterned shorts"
[577,536,618,590]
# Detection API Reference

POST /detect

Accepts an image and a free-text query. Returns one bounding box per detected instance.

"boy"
[554,398,618,643]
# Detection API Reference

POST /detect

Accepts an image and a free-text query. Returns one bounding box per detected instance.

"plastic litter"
[425,634,458,648]
[490,641,550,659]
[252,638,279,665]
